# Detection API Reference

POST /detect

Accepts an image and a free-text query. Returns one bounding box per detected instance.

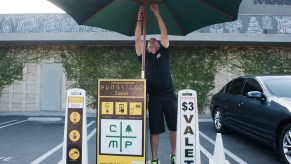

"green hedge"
[0,47,24,92]
[1,46,291,112]
[61,47,140,108]
[233,47,291,75]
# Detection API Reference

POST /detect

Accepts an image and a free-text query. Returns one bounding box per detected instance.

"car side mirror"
[247,91,266,101]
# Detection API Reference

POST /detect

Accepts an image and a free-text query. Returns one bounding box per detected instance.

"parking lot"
[0,115,284,164]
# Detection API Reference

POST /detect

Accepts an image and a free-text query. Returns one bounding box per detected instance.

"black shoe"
[150,159,160,164]
[170,154,176,164]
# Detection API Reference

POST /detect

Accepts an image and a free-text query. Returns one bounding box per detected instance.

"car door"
[219,81,231,117]
[221,78,245,128]
[238,78,272,142]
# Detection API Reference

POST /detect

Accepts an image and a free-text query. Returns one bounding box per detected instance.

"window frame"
[242,78,264,97]
[227,78,245,96]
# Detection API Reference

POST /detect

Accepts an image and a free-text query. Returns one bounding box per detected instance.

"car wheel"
[213,108,226,133]
[280,123,291,164]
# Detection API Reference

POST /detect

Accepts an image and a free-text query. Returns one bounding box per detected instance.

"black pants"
[148,92,178,134]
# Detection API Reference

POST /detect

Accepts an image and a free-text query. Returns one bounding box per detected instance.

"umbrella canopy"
[48,0,242,79]
[48,0,242,36]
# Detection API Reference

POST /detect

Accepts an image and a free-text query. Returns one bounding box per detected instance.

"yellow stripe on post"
[68,97,84,103]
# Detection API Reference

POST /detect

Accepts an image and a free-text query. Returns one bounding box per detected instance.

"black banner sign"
[66,108,83,164]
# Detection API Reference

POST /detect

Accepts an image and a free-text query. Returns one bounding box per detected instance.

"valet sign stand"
[62,88,88,164]
[97,79,147,164]
[176,89,201,164]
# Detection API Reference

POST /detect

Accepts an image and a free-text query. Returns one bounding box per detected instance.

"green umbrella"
[48,0,242,78]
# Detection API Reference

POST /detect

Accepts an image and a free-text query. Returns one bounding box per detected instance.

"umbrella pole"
[141,2,147,79]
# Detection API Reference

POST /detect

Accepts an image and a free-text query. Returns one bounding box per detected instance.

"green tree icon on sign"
[126,125,132,133]
[106,122,137,153]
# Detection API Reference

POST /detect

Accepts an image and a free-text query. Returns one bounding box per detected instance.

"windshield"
[264,79,291,97]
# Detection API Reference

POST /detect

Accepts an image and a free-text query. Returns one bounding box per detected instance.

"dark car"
[210,75,291,164]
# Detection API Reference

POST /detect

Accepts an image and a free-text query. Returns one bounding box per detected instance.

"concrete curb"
[0,112,211,122]
[0,111,96,118]
[27,117,63,122]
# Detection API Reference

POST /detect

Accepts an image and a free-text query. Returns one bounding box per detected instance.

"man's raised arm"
[151,3,169,48]
[135,6,143,56]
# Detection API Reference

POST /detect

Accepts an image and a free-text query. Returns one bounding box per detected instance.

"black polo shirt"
[138,45,174,96]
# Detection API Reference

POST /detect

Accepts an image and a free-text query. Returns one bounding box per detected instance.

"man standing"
[135,3,177,164]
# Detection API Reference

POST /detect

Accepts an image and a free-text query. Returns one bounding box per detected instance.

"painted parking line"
[87,128,96,141]
[0,120,18,125]
[200,145,213,159]
[200,131,247,164]
[198,118,213,123]
[30,142,63,164]
[30,121,95,164]
[0,156,14,162]
[0,120,28,129]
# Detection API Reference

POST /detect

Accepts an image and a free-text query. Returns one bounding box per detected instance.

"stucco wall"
[0,61,68,112]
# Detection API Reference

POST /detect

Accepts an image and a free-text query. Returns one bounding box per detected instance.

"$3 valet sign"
[182,101,194,112]
[176,89,201,164]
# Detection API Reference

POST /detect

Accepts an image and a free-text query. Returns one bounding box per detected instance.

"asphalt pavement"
[0,111,285,164]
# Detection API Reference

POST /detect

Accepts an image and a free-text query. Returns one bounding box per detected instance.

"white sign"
[62,88,88,164]
[100,119,143,156]
[176,89,201,164]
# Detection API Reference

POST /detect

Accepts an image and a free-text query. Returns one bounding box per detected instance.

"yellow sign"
[115,102,128,115]
[68,97,84,103]
[101,102,113,115]
[97,79,146,164]
[130,102,142,115]
[69,130,80,142]
[70,112,81,123]
[69,148,80,160]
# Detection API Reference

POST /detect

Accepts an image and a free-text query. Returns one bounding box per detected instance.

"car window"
[242,78,263,96]
[264,79,291,97]
[224,81,232,93]
[228,78,244,95]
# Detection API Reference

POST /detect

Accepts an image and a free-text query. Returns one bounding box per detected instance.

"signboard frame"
[97,79,147,164]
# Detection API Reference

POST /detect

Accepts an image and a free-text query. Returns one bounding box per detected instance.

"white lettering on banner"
[275,16,291,34]
[225,18,243,33]
[176,90,201,164]
[247,17,263,34]
[262,16,273,30]
[210,24,224,33]
[254,0,291,5]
